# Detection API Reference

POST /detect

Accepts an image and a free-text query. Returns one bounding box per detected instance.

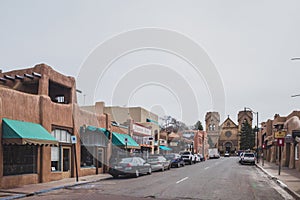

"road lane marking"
[176,177,189,184]
[204,167,209,170]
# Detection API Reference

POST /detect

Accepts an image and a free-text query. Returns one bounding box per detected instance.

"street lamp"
[244,107,259,163]
[291,57,300,60]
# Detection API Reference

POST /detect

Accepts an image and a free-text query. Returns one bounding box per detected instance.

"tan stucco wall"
[0,64,112,188]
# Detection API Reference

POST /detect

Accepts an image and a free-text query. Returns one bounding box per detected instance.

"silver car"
[147,156,171,171]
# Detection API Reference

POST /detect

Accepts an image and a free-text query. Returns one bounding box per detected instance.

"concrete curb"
[255,164,300,200]
[1,176,112,200]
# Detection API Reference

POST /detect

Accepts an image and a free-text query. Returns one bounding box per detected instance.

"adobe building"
[0,64,112,188]
[82,103,159,154]
[260,111,300,172]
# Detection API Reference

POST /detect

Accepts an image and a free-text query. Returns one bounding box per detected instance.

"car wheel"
[112,174,118,179]
[147,167,152,175]
[189,159,192,165]
[135,169,140,178]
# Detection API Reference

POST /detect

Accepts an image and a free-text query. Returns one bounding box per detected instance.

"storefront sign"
[169,142,178,147]
[133,124,151,136]
[285,135,294,143]
[275,131,286,139]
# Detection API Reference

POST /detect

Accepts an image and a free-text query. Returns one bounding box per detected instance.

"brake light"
[127,163,132,167]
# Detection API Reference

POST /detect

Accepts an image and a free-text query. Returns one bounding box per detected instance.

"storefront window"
[81,146,95,167]
[51,146,61,171]
[3,145,37,176]
[51,129,72,172]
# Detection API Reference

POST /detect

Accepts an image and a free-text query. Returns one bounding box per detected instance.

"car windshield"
[120,158,133,163]
[181,152,190,155]
[164,155,174,159]
[244,154,255,157]
[148,158,159,162]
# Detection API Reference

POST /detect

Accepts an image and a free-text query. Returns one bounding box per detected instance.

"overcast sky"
[1,1,300,126]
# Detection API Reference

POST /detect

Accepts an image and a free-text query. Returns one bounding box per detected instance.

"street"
[24,157,293,200]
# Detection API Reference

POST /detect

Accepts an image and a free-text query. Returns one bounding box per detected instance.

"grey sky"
[1,0,300,126]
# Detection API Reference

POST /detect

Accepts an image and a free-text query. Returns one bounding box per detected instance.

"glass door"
[62,147,71,178]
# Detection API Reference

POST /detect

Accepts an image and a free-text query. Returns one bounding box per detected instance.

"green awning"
[85,126,110,137]
[112,132,139,149]
[2,118,58,146]
[80,125,109,147]
[159,146,172,151]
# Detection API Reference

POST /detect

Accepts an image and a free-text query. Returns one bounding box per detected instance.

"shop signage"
[169,142,178,147]
[275,131,286,139]
[133,124,151,136]
[285,134,294,143]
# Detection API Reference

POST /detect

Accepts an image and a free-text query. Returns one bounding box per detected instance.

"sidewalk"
[256,161,300,200]
[0,173,112,200]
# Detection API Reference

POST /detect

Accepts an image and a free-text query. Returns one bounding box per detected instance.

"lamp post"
[244,107,259,163]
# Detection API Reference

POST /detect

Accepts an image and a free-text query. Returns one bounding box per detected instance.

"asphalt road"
[25,157,294,200]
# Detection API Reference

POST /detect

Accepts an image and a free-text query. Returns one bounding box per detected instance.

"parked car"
[193,154,200,163]
[179,151,194,165]
[240,152,255,165]
[164,153,185,168]
[224,152,230,157]
[109,157,152,178]
[147,155,171,171]
[208,148,220,159]
[198,154,205,161]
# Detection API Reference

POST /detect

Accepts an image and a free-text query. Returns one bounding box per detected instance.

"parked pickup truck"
[179,151,194,165]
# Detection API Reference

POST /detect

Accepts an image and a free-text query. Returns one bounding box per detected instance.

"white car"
[193,154,200,163]
[240,153,255,165]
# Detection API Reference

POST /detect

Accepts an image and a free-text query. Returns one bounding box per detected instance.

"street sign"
[277,138,285,146]
[275,131,286,139]
[71,136,77,144]
[285,134,294,143]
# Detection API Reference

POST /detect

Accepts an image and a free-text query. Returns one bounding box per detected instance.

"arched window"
[212,124,216,131]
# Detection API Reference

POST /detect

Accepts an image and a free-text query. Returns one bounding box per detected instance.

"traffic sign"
[275,131,286,139]
[71,136,77,144]
[277,138,285,146]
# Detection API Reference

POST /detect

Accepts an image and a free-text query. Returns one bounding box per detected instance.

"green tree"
[239,121,256,150]
[194,120,203,131]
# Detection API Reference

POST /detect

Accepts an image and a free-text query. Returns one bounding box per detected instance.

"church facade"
[205,109,253,155]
